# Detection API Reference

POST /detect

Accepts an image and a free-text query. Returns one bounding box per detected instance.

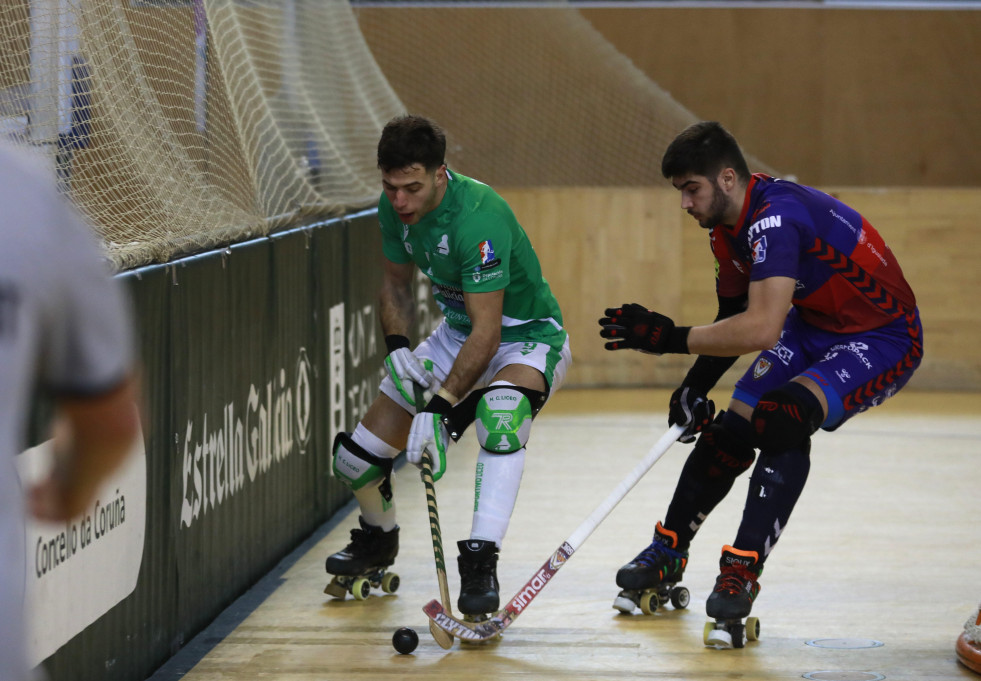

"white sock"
[350,424,400,531]
[470,446,526,548]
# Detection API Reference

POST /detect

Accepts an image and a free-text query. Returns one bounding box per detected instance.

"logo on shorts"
[753,357,772,379]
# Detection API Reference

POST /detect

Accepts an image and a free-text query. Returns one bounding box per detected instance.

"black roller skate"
[324,516,400,600]
[457,539,502,643]
[614,522,690,615]
[703,545,762,649]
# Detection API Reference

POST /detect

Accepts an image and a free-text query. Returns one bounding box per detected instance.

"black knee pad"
[752,382,824,452]
[689,411,756,480]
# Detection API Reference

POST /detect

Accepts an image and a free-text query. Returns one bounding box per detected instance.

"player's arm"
[599,276,794,357]
[378,257,437,404]
[378,257,417,338]
[30,374,141,522]
[440,288,504,401]
[686,276,795,356]
[405,288,502,481]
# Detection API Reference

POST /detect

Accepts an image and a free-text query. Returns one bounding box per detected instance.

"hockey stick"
[421,451,454,649]
[412,382,454,649]
[423,423,686,642]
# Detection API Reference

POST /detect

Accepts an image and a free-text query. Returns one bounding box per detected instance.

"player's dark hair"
[661,121,751,182]
[377,114,446,173]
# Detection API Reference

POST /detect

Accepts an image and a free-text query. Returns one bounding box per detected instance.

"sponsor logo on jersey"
[829,208,857,234]
[434,283,465,308]
[749,214,781,237]
[478,240,496,265]
[436,234,450,255]
[751,235,767,264]
[472,269,504,284]
[753,357,772,379]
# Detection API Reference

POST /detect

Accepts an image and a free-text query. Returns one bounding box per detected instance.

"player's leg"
[457,337,570,615]
[706,380,824,620]
[714,309,923,615]
[617,409,756,593]
[699,311,815,619]
[324,394,411,578]
[325,324,458,583]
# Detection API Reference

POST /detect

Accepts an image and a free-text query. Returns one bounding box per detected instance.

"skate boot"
[613,522,690,615]
[457,539,502,643]
[703,545,762,649]
[323,516,400,600]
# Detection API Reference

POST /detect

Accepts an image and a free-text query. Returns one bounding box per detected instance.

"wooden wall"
[500,186,981,393]
[579,7,981,188]
[357,5,981,189]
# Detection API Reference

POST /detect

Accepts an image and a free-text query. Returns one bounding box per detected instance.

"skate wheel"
[613,592,636,614]
[323,578,347,599]
[381,571,400,594]
[670,586,690,610]
[704,621,733,649]
[352,577,371,601]
[745,616,760,641]
[639,590,660,616]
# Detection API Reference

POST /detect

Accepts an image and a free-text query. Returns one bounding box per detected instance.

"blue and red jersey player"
[599,121,923,641]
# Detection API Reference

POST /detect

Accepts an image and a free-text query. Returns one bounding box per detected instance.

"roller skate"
[323,516,400,600]
[613,522,690,615]
[703,545,762,649]
[457,539,502,643]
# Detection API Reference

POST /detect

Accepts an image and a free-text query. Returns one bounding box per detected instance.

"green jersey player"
[324,115,571,617]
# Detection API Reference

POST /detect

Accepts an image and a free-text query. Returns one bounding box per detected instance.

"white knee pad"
[475,381,534,454]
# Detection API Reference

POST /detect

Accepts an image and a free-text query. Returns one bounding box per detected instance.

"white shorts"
[379,320,572,414]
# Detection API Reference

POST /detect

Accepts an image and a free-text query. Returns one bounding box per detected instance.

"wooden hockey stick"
[421,451,454,649]
[424,424,686,642]
[412,382,454,649]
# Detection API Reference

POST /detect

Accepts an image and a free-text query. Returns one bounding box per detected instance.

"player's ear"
[434,164,447,187]
[719,168,735,190]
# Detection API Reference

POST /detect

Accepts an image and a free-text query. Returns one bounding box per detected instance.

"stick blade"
[428,619,454,649]
[423,599,503,641]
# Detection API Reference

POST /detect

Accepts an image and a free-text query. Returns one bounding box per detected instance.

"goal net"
[0,1,775,270]
[0,0,403,269]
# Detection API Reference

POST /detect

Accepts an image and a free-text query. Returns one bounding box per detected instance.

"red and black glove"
[598,303,691,355]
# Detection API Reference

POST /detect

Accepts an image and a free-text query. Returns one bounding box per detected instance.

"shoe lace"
[344,527,372,553]
[715,565,757,595]
[634,540,679,568]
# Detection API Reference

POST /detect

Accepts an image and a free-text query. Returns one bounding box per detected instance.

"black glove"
[668,385,715,444]
[598,303,691,354]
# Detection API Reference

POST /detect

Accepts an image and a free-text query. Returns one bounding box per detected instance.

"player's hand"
[406,409,451,482]
[668,385,715,443]
[599,303,683,354]
[385,346,437,409]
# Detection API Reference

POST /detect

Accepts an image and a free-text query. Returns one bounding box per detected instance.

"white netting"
[353,4,776,188]
[0,1,776,270]
[0,0,403,269]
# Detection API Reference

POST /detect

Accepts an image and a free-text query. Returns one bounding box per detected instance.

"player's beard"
[696,182,732,230]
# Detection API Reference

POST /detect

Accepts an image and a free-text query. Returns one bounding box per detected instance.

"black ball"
[392,626,419,654]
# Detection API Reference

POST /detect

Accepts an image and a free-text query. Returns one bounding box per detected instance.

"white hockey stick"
[423,423,686,642]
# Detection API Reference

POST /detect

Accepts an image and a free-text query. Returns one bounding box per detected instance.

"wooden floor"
[149,389,981,681]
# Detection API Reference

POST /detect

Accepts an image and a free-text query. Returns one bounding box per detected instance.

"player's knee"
[475,384,535,454]
[690,411,756,480]
[331,432,393,491]
[752,382,824,452]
